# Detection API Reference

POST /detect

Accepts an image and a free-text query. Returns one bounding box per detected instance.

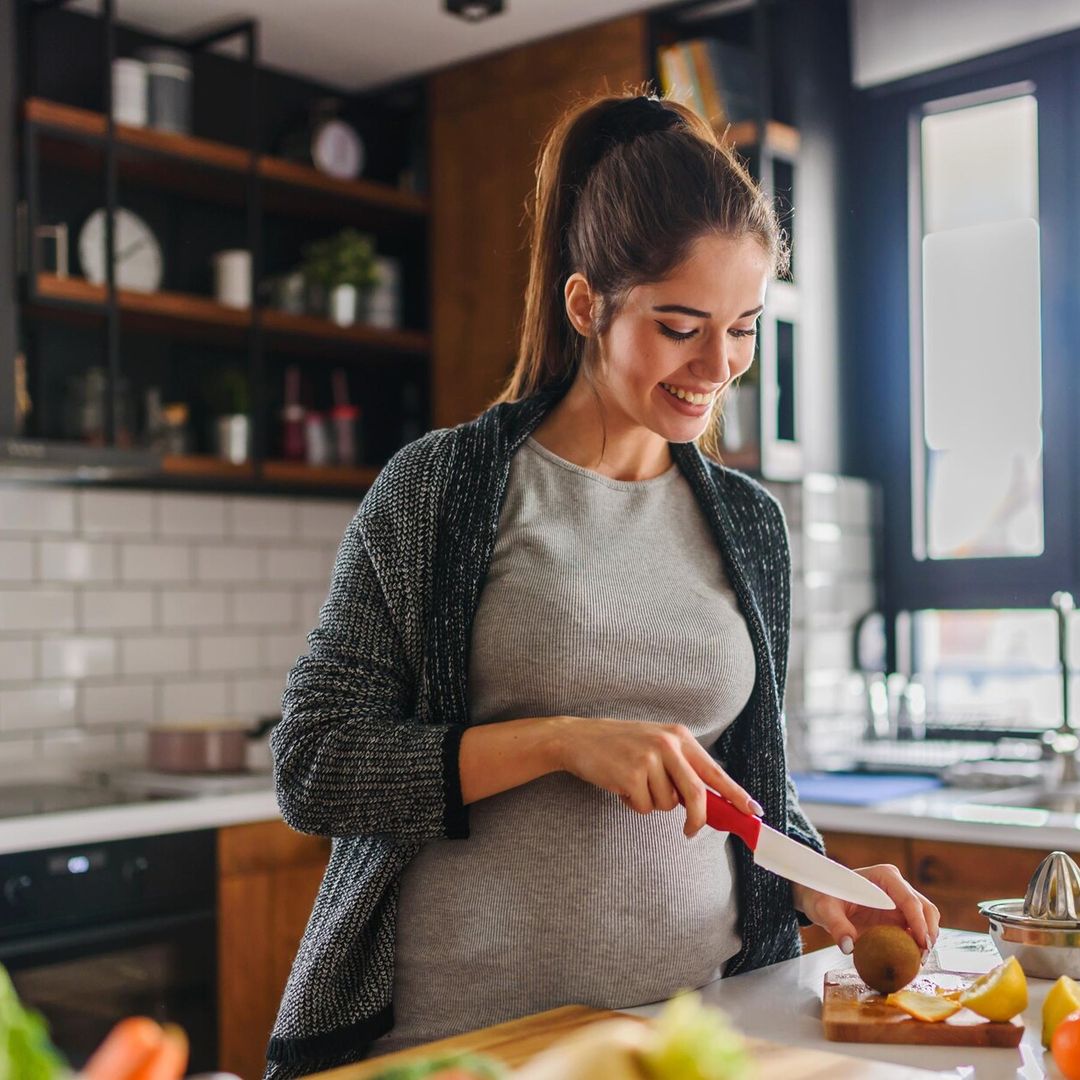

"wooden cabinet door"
[218,822,330,1080]
[909,839,1045,932]
[429,15,649,430]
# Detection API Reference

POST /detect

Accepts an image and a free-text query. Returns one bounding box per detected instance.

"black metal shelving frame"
[16,0,264,468]
[6,0,422,495]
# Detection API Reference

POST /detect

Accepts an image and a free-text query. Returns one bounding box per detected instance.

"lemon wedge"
[1043,975,1080,1048]
[886,990,962,1022]
[958,956,1028,1022]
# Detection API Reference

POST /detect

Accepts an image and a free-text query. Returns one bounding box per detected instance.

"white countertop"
[626,929,1056,1079]
[804,791,1080,850]
[0,787,280,855]
[2,780,1078,858]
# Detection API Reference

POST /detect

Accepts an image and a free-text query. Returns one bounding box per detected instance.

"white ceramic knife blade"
[705,790,896,910]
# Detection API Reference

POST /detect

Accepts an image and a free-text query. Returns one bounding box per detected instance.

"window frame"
[847,39,1080,634]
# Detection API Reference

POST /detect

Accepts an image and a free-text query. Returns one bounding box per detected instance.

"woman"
[266,89,939,1079]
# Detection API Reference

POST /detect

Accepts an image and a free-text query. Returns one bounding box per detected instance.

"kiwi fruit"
[852,925,922,994]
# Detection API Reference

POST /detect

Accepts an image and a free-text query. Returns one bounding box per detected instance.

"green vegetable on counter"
[371,1051,506,1079]
[641,992,751,1080]
[0,962,68,1080]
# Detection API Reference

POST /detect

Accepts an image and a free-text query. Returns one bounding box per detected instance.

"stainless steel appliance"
[0,829,217,1072]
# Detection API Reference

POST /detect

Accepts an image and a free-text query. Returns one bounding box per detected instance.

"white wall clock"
[312,118,364,180]
[78,207,163,293]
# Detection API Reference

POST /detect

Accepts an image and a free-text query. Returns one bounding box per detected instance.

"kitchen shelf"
[262,460,381,488]
[25,98,429,224]
[161,455,255,481]
[30,273,431,358]
[718,447,761,473]
[717,120,801,160]
[159,455,380,490]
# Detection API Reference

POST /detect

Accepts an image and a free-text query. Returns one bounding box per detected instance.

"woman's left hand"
[793,864,941,957]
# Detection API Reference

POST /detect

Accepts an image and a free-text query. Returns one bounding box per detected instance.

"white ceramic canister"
[212,249,252,309]
[111,58,148,127]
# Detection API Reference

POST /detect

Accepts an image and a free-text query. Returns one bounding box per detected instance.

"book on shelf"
[657,38,760,128]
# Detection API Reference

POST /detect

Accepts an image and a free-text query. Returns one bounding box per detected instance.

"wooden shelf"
[718,446,761,473]
[716,120,800,160]
[31,273,430,357]
[158,455,379,490]
[25,98,429,222]
[161,455,255,480]
[262,460,380,489]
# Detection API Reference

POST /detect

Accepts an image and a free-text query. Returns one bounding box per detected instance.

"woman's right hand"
[549,715,763,837]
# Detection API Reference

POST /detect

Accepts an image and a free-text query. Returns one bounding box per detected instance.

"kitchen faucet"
[1044,591,1077,786]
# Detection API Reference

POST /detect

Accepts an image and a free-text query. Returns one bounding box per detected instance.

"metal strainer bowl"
[980,850,1080,979]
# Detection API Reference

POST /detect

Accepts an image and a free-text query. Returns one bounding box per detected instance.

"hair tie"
[580,96,684,181]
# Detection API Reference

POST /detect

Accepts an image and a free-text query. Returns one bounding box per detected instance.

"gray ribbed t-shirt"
[371,436,756,1053]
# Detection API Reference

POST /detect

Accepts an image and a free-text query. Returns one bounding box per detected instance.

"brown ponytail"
[491,85,788,461]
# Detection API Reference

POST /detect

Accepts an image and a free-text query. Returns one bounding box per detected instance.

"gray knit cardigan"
[265,387,824,1078]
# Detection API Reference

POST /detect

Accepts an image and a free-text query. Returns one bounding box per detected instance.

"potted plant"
[301,229,380,326]
[205,367,251,464]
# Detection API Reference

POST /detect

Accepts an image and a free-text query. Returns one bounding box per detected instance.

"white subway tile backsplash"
[196,633,261,673]
[121,542,191,583]
[39,727,118,762]
[159,589,227,629]
[82,681,155,726]
[0,589,77,632]
[296,500,355,541]
[0,540,35,581]
[79,491,154,536]
[160,678,228,720]
[80,589,155,630]
[0,684,77,732]
[0,488,75,534]
[0,639,35,680]
[158,494,227,539]
[195,544,262,583]
[229,497,297,539]
[232,675,286,717]
[40,636,118,679]
[263,546,331,585]
[121,635,192,676]
[0,487,371,773]
[262,631,307,670]
[297,588,328,629]
[230,589,296,628]
[118,727,149,759]
[40,540,116,583]
[0,737,38,771]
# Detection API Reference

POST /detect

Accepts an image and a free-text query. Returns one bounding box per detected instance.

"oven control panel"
[0,829,215,938]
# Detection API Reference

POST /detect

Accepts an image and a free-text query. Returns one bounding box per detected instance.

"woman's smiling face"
[589,231,771,443]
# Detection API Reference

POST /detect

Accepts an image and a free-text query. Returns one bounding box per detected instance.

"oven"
[0,829,217,1073]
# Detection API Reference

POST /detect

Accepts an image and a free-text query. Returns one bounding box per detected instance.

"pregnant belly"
[390,773,741,1032]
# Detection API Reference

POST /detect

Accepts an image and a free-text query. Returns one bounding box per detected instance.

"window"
[915,90,1044,561]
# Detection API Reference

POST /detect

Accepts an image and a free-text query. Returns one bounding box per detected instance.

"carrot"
[125,1023,189,1080]
[80,1016,163,1080]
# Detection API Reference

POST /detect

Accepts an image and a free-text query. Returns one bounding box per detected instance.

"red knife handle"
[705,790,762,850]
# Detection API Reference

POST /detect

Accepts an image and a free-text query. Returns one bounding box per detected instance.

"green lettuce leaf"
[0,963,68,1080]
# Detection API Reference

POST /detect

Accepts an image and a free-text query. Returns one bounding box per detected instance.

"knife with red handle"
[705,790,896,910]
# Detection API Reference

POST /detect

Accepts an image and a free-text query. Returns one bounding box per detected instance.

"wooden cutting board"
[310,1004,950,1078]
[823,969,1024,1047]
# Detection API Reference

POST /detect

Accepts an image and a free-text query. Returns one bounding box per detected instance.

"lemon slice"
[1043,974,1080,1048]
[958,956,1028,1021]
[886,990,962,1022]
[934,987,965,1001]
